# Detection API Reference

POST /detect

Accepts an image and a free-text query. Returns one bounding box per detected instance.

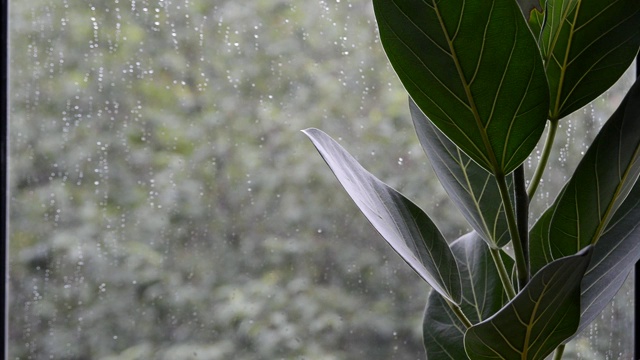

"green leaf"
[528,206,556,276]
[410,99,512,248]
[578,179,640,333]
[303,128,462,304]
[529,80,640,275]
[373,0,549,175]
[423,232,512,359]
[529,0,640,120]
[464,247,592,360]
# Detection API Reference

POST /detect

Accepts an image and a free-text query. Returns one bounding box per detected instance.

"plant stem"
[489,248,516,300]
[527,119,558,198]
[496,173,529,289]
[553,344,565,360]
[514,165,530,278]
[445,299,473,329]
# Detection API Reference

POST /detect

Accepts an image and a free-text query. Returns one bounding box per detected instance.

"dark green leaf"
[373,0,549,175]
[303,128,462,303]
[529,80,640,275]
[410,99,512,248]
[464,247,592,360]
[528,206,555,276]
[423,232,512,359]
[529,0,640,120]
[578,179,640,333]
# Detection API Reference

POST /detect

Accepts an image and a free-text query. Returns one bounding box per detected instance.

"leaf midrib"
[557,0,636,113]
[589,140,640,247]
[432,0,502,175]
[560,19,639,113]
[380,4,490,166]
[456,147,499,245]
[549,0,582,120]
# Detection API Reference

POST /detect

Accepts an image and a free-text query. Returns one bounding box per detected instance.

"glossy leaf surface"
[464,247,592,360]
[529,80,640,274]
[303,128,462,303]
[578,180,640,333]
[423,232,512,359]
[410,99,512,248]
[529,206,556,276]
[530,0,640,120]
[373,0,549,175]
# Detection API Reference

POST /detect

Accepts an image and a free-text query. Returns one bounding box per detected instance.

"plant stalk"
[496,173,529,289]
[527,119,559,198]
[514,165,530,279]
[553,344,565,360]
[445,299,473,329]
[489,248,516,300]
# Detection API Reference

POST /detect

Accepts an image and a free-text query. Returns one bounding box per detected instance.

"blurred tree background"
[8,0,635,359]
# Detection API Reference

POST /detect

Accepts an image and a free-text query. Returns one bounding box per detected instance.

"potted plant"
[304,0,640,358]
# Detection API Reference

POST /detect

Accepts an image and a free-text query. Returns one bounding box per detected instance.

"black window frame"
[2,0,9,359]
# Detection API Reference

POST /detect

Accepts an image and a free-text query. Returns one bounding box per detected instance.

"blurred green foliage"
[8,0,634,359]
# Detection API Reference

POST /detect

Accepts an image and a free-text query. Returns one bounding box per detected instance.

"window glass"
[8,0,635,358]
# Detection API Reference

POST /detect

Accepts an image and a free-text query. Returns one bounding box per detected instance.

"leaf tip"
[301,127,324,141]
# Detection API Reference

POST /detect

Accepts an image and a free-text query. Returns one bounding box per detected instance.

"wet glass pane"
[8,0,635,358]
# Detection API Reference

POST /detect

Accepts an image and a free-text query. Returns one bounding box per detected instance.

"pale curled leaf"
[303,128,462,303]
[373,0,549,175]
[423,232,512,359]
[464,247,592,360]
[410,100,512,248]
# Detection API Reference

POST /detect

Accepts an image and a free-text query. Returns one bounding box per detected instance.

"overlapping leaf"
[529,80,640,275]
[423,232,512,359]
[410,99,512,248]
[578,179,640,333]
[529,0,640,120]
[464,247,592,360]
[303,128,462,303]
[373,0,549,175]
[529,206,556,276]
